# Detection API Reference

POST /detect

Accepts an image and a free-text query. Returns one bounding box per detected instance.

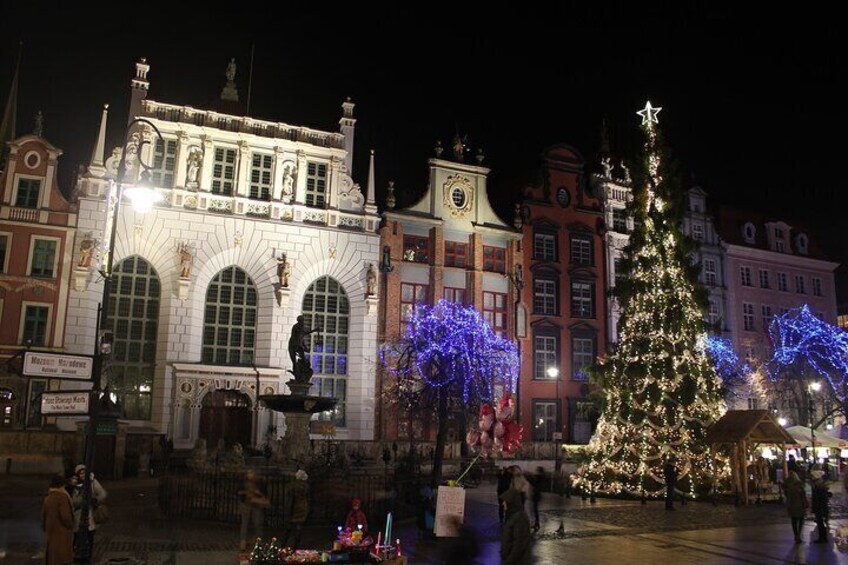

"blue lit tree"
[699,335,750,398]
[380,300,519,485]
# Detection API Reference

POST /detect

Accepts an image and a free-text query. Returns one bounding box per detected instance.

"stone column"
[175,131,189,189]
[294,150,307,204]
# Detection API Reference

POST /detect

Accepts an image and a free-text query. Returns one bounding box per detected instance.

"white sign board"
[552,432,563,440]
[41,392,90,415]
[23,352,93,380]
[434,485,466,537]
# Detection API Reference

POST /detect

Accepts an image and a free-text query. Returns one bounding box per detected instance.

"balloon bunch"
[466,392,523,457]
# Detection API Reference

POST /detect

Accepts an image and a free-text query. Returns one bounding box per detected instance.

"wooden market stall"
[705,410,795,505]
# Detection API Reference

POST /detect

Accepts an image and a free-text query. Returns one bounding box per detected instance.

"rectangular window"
[0,234,8,273]
[533,279,557,315]
[483,246,506,273]
[151,138,177,188]
[311,376,346,427]
[758,269,770,289]
[533,335,558,379]
[534,232,557,262]
[444,287,465,304]
[400,283,429,323]
[740,266,752,287]
[612,209,628,233]
[533,400,558,442]
[572,337,594,381]
[761,305,773,331]
[571,281,594,318]
[703,258,717,285]
[211,147,236,195]
[305,161,328,208]
[708,300,720,326]
[15,178,41,208]
[777,272,788,292]
[403,235,429,263]
[743,303,755,331]
[813,277,823,297]
[747,397,760,410]
[444,241,468,268]
[570,235,593,266]
[249,153,273,200]
[775,229,785,253]
[23,305,49,345]
[795,275,806,294]
[30,239,57,278]
[483,291,507,335]
[613,257,625,285]
[692,223,704,241]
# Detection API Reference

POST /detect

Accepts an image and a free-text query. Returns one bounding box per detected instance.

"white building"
[62,59,380,449]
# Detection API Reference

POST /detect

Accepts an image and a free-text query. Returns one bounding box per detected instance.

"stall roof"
[785,426,846,448]
[705,410,795,445]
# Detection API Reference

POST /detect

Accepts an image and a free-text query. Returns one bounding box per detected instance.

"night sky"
[2,4,845,300]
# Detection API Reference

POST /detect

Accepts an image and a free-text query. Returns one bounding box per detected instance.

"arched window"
[302,276,349,426]
[203,267,257,365]
[796,233,809,255]
[108,256,160,420]
[742,222,756,244]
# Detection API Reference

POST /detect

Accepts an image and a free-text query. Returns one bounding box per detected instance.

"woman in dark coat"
[42,474,74,564]
[810,468,830,543]
[500,489,532,565]
[783,471,808,543]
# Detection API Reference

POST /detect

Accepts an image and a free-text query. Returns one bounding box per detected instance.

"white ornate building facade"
[61,60,380,448]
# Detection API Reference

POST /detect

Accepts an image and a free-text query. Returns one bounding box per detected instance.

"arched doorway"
[199,390,252,448]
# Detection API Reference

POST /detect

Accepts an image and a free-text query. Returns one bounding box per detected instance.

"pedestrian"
[842,463,848,505]
[238,469,269,551]
[42,474,74,565]
[811,466,831,543]
[663,457,678,511]
[783,471,808,543]
[440,514,480,565]
[496,468,512,525]
[281,469,309,549]
[531,466,545,532]
[69,464,107,553]
[510,466,532,511]
[500,489,532,565]
[344,498,368,533]
[418,485,436,539]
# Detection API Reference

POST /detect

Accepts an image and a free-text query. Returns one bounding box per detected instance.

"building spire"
[600,118,610,156]
[0,42,23,166]
[129,58,150,126]
[89,104,109,173]
[339,98,356,175]
[366,149,376,207]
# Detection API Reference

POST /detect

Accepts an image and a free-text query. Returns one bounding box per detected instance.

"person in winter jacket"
[783,471,808,543]
[811,467,831,543]
[42,474,74,565]
[344,498,368,533]
[497,468,512,524]
[281,469,309,549]
[70,464,107,553]
[500,489,532,565]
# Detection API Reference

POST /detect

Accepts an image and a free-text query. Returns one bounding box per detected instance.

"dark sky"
[2,3,846,296]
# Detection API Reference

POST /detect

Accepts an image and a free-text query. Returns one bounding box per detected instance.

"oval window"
[451,186,466,208]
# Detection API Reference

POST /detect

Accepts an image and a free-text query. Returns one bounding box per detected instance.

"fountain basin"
[258,394,338,414]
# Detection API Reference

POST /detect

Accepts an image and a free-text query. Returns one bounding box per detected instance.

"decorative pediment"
[568,267,597,279]
[530,217,561,231]
[530,318,564,331]
[529,263,562,276]
[568,321,599,334]
[566,221,595,234]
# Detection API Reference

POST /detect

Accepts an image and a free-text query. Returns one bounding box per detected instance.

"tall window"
[401,283,429,323]
[571,281,594,318]
[15,178,41,208]
[570,235,593,266]
[777,272,788,292]
[108,257,160,420]
[403,235,429,263]
[533,335,558,379]
[211,147,236,195]
[692,223,704,241]
[483,291,507,335]
[202,267,257,365]
[759,269,770,289]
[708,300,720,326]
[572,336,594,381]
[303,276,349,426]
[444,241,468,268]
[703,258,717,285]
[613,257,625,285]
[444,287,465,304]
[249,153,273,200]
[30,239,57,278]
[151,138,177,188]
[740,266,752,287]
[743,303,755,331]
[305,161,328,208]
[534,232,557,261]
[795,275,806,294]
[612,209,628,233]
[812,276,822,296]
[483,246,506,273]
[748,397,760,410]
[0,234,8,273]
[532,400,558,442]
[761,305,773,331]
[775,229,785,252]
[22,305,49,345]
[533,278,557,315]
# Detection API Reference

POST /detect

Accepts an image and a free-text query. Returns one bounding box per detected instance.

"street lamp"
[808,381,821,466]
[75,117,164,563]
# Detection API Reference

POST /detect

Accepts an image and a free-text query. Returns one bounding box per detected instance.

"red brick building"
[518,145,605,444]
[377,142,524,444]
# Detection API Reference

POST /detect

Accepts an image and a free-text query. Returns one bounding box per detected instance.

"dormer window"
[796,233,809,255]
[742,222,756,244]
[774,228,785,253]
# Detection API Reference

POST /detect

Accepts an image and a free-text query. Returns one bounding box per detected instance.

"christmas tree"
[582,102,726,498]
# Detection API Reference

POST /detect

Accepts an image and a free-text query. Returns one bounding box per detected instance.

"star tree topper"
[637,101,662,127]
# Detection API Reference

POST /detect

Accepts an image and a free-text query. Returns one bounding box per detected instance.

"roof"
[705,410,795,444]
[716,206,829,260]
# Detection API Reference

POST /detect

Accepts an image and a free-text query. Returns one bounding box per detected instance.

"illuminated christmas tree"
[583,102,726,498]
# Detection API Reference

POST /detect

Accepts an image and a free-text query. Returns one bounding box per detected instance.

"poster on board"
[434,485,466,537]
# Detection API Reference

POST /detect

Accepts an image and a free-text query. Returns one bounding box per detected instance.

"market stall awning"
[705,410,794,445]
[784,426,845,448]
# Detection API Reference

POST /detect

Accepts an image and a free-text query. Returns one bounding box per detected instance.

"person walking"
[281,469,309,549]
[42,474,74,565]
[510,466,533,512]
[496,468,512,525]
[238,469,269,551]
[500,489,532,565]
[70,464,107,553]
[530,466,545,532]
[663,458,678,511]
[783,471,808,543]
[811,466,831,543]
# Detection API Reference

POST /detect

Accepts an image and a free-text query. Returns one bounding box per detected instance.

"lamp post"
[809,381,821,465]
[75,118,163,563]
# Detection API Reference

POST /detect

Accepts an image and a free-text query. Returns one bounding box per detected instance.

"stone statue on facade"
[77,233,97,268]
[226,58,237,82]
[282,164,295,200]
[452,133,465,161]
[601,156,612,178]
[186,147,202,188]
[178,242,193,279]
[288,315,320,384]
[366,263,377,296]
[276,253,291,288]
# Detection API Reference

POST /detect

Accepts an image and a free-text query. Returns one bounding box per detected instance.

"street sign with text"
[41,391,90,415]
[23,352,93,380]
